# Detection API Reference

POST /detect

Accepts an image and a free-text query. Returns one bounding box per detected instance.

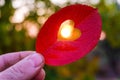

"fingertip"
[27,53,45,68]
[34,69,46,80]
[0,51,35,71]
[0,51,45,80]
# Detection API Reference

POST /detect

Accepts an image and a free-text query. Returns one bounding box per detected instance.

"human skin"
[0,51,45,80]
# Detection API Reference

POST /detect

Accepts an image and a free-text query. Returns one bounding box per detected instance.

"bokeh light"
[10,6,30,23]
[50,0,68,7]
[23,21,39,38]
[0,0,5,7]
[100,31,106,41]
[117,0,120,5]
[89,0,100,5]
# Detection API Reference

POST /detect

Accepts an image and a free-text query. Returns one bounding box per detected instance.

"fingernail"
[28,53,44,68]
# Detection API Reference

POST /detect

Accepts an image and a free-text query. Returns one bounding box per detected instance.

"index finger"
[0,51,35,71]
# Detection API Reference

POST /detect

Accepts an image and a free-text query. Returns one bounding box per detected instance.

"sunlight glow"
[50,0,68,7]
[60,25,73,38]
[10,6,29,23]
[37,8,46,16]
[23,21,39,38]
[12,0,25,8]
[58,20,81,41]
[0,0,5,6]
[36,1,47,16]
[50,0,95,6]
[36,1,46,8]
[89,0,100,5]
[78,0,87,3]
[117,0,120,5]
[37,16,47,25]
[27,25,38,38]
[69,0,78,4]
[100,31,106,41]
[12,0,35,9]
[59,20,74,38]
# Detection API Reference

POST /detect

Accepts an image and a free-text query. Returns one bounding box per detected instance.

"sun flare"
[59,20,74,38]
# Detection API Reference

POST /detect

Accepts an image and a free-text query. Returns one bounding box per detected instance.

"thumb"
[0,53,44,80]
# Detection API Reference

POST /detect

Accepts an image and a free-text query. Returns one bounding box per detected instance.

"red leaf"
[36,4,102,66]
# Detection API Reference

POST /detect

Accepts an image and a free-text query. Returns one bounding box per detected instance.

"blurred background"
[0,0,120,80]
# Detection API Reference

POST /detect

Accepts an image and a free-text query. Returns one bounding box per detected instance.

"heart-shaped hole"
[58,20,81,41]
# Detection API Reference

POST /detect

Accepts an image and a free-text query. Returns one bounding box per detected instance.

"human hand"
[0,51,45,80]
